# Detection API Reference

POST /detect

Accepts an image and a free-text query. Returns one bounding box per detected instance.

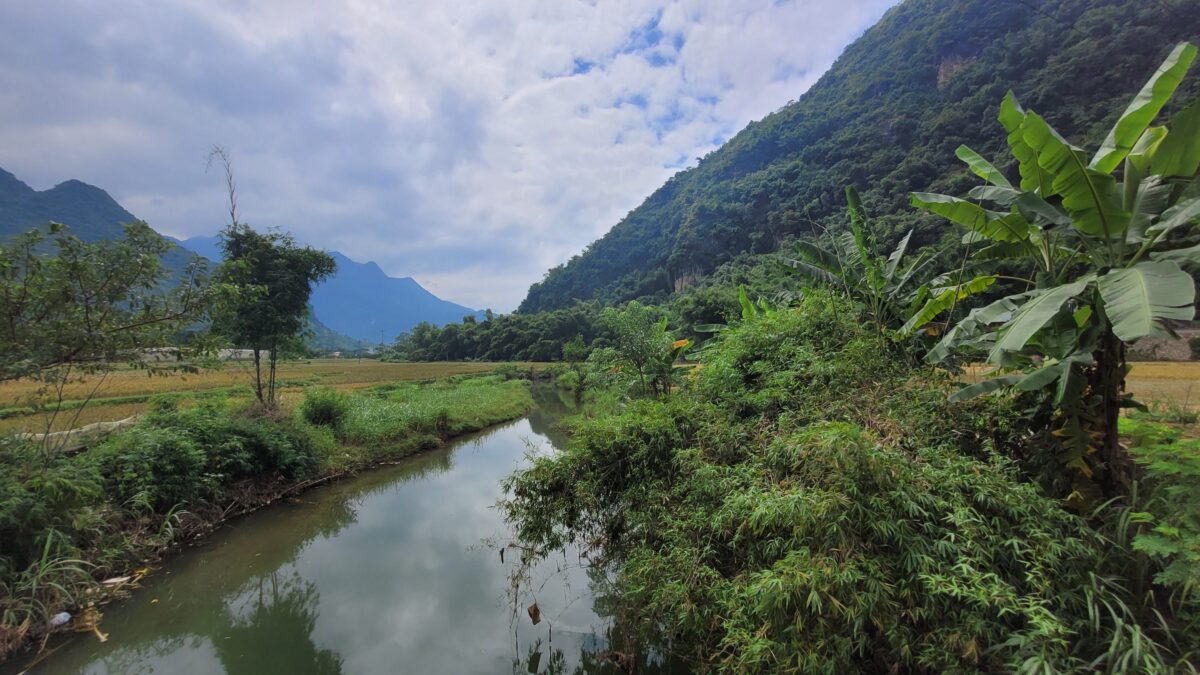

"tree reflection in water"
[216,569,342,675]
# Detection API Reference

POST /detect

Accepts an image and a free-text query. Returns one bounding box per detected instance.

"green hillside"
[519,0,1200,313]
[0,168,199,277]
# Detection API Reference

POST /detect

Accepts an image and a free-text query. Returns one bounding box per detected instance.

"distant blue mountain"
[0,166,424,350]
[180,236,482,343]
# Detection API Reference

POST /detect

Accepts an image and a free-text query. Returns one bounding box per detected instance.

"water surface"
[17,408,626,674]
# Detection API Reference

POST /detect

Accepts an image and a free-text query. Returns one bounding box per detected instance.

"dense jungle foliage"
[519,0,1200,313]
[502,293,1200,673]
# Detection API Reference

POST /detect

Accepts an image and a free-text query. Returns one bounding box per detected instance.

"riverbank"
[0,373,534,662]
[0,413,643,675]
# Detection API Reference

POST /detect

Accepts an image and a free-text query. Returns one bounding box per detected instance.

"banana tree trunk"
[1093,327,1132,496]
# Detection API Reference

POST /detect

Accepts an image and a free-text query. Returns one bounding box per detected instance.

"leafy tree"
[598,301,689,397]
[0,222,211,449]
[385,303,608,362]
[561,334,589,404]
[213,224,335,406]
[905,43,1200,497]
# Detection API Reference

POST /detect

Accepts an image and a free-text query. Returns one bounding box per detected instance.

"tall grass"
[339,377,533,444]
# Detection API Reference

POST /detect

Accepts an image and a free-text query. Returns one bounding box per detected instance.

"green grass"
[348,377,532,439]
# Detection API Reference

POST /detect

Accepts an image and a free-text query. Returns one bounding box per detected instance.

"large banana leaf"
[1126,175,1173,242]
[1150,242,1200,271]
[1091,43,1196,173]
[968,185,1022,205]
[948,374,1022,402]
[999,92,1053,194]
[956,145,1012,188]
[1097,261,1195,341]
[738,286,756,321]
[1122,127,1169,210]
[791,240,843,274]
[783,257,842,287]
[1022,112,1129,239]
[926,294,1024,363]
[989,278,1090,359]
[911,192,1030,242]
[1152,100,1200,177]
[1018,358,1072,392]
[1146,196,1200,238]
[974,240,1040,260]
[900,274,996,335]
[883,229,913,282]
[1014,192,1070,228]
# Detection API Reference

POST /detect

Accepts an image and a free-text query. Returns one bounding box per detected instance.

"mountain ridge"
[0,167,478,346]
[179,236,484,342]
[518,0,1200,313]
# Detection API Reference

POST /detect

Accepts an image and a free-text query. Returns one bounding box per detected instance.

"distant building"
[137,348,255,362]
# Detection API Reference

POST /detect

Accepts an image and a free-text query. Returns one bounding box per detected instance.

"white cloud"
[0,0,897,311]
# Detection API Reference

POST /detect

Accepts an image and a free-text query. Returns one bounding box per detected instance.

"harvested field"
[0,360,543,433]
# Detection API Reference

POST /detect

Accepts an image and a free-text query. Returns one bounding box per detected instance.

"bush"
[86,426,215,511]
[1123,415,1200,591]
[502,293,1199,672]
[493,363,526,381]
[300,387,350,429]
[0,440,101,572]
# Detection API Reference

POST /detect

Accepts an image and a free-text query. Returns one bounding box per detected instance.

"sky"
[0,0,897,311]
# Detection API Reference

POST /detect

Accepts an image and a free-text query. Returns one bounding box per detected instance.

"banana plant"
[906,42,1200,497]
[785,186,938,333]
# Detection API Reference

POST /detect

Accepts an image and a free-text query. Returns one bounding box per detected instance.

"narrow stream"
[14,401,635,674]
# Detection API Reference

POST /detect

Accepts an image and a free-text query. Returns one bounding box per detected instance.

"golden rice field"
[0,360,542,433]
[964,361,1200,410]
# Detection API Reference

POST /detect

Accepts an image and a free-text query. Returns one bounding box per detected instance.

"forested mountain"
[182,237,484,343]
[519,0,1200,313]
[0,167,198,277]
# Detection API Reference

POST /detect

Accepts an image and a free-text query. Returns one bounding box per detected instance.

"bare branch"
[207,145,239,227]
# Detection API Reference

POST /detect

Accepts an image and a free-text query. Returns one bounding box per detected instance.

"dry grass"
[1125,361,1200,409]
[0,402,150,434]
[0,360,544,433]
[0,360,515,402]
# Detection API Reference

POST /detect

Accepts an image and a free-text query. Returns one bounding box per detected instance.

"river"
[12,400,650,674]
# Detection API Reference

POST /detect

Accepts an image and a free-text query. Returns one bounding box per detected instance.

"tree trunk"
[267,341,278,406]
[252,348,265,404]
[1095,327,1132,496]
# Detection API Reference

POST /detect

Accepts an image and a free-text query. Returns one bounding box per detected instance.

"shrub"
[0,440,101,572]
[87,426,215,511]
[493,363,526,381]
[1123,416,1200,592]
[299,387,350,429]
[503,293,1199,672]
[147,394,179,413]
[120,406,322,491]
